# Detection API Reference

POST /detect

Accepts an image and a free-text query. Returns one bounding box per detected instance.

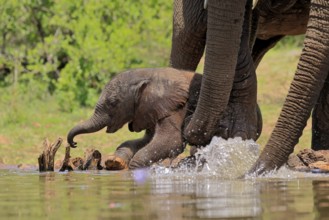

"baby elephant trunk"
[67,112,109,148]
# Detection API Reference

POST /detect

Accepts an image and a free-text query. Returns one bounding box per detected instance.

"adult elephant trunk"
[250,0,329,174]
[67,104,109,148]
[185,0,247,145]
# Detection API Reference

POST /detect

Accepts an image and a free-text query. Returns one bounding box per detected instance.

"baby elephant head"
[67,68,191,148]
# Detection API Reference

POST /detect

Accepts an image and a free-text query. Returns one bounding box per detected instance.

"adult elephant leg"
[185,0,247,146]
[170,0,207,71]
[129,109,186,169]
[215,0,260,141]
[312,73,329,150]
[249,0,329,175]
[104,129,154,170]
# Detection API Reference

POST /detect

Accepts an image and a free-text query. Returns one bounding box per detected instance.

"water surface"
[1,138,329,219]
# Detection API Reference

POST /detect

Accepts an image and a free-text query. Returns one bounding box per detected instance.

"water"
[1,138,329,220]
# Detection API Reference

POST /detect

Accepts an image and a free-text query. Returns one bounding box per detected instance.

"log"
[38,138,62,172]
[59,146,73,172]
[82,148,103,170]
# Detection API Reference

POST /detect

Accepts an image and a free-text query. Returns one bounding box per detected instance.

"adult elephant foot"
[104,155,129,170]
[216,48,261,141]
[215,0,260,142]
[217,101,261,141]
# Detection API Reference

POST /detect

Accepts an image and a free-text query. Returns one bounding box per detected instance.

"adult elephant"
[171,0,260,145]
[170,0,309,146]
[170,0,329,174]
[250,0,329,174]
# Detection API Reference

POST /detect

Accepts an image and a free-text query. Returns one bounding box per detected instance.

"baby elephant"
[67,67,261,170]
[67,68,201,170]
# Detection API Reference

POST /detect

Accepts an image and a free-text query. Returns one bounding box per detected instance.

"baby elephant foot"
[104,155,129,170]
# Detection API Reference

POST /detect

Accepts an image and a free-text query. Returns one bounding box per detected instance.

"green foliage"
[0,0,172,111]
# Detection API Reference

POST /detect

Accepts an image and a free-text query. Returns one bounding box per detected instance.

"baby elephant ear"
[133,80,150,104]
[131,75,190,132]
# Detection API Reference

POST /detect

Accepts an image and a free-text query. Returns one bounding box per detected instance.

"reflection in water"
[0,169,329,219]
[313,180,329,219]
[1,137,329,219]
[150,175,261,219]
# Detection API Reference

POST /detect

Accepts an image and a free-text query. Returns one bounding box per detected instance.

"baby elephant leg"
[129,109,186,169]
[104,129,154,170]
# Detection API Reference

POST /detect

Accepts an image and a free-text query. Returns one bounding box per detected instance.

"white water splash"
[147,137,329,180]
[193,137,260,178]
[151,137,260,179]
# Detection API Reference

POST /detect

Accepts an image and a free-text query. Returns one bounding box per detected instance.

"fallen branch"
[59,146,73,172]
[83,148,103,170]
[38,138,62,172]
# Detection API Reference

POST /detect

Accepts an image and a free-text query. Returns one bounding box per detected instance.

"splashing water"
[140,137,328,183]
[150,137,260,179]
[193,137,260,178]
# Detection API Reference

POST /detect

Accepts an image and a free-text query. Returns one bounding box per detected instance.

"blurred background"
[0,0,307,165]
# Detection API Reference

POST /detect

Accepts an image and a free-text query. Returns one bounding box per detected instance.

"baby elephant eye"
[109,99,119,107]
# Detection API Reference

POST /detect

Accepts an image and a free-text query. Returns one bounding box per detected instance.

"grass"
[0,88,143,165]
[0,45,310,165]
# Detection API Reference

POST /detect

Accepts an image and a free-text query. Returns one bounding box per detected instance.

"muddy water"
[1,138,329,220]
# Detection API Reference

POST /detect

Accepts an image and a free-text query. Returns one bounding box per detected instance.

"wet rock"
[309,161,329,171]
[287,154,306,168]
[104,155,128,170]
[297,149,326,166]
[287,149,329,173]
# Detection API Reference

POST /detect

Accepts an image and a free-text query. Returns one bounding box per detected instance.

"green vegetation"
[0,0,171,164]
[0,1,308,165]
[0,0,172,111]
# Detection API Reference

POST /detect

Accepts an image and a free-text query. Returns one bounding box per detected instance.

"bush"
[0,0,172,111]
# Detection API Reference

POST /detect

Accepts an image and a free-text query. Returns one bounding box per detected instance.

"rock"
[297,149,326,166]
[287,149,329,173]
[309,161,329,171]
[104,155,128,170]
[287,154,306,168]
[314,150,329,162]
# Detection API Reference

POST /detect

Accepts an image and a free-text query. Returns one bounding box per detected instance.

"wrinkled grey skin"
[67,67,262,169]
[171,0,260,146]
[68,68,202,169]
[250,0,329,174]
[170,0,329,174]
